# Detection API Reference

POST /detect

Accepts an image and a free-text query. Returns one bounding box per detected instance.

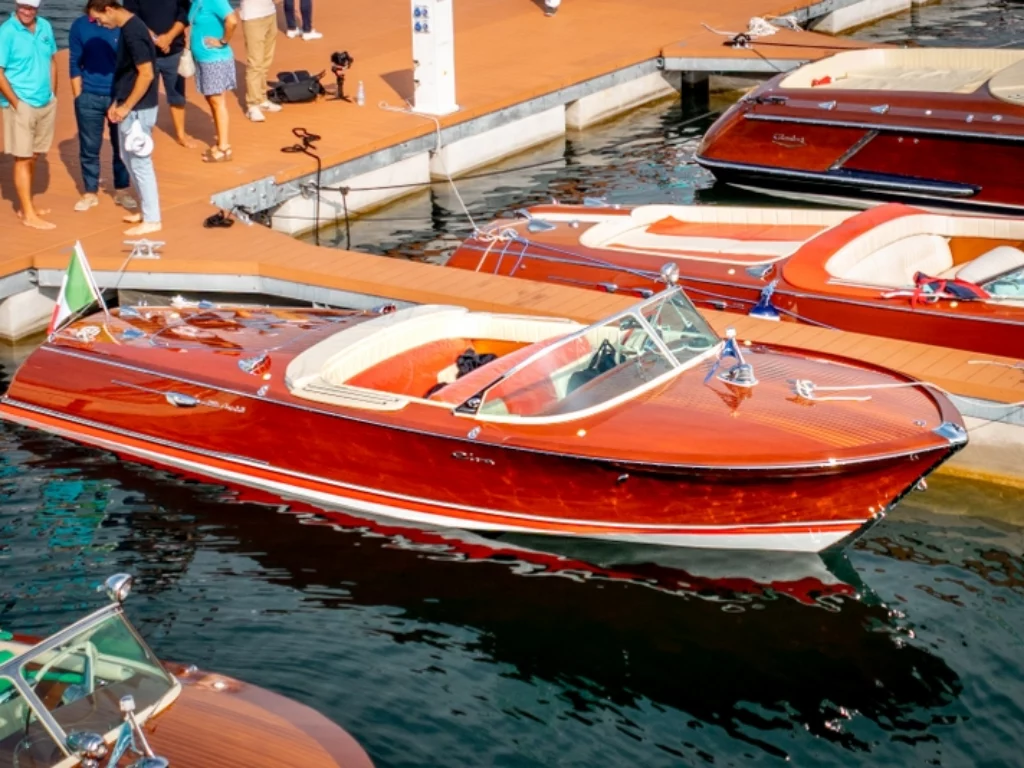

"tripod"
[332,66,351,101]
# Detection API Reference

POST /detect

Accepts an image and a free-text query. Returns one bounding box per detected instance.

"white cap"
[18,0,42,7]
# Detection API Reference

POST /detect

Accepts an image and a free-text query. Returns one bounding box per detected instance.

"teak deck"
[0,0,1019,408]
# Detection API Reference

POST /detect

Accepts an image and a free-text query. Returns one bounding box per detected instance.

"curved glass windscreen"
[6,611,175,761]
[984,267,1024,298]
[475,288,718,418]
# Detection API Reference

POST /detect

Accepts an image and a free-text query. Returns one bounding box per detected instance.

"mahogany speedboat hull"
[0,299,967,553]
[448,202,1024,358]
[695,49,1024,214]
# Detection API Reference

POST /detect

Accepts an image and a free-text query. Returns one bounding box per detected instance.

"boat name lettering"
[452,451,495,466]
[772,133,806,148]
[196,398,247,414]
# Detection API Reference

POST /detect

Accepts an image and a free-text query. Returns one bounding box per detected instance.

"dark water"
[5,2,1024,766]
[848,0,1024,47]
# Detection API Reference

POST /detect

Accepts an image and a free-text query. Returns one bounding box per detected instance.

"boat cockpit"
[0,575,176,768]
[285,286,721,419]
[811,213,1024,301]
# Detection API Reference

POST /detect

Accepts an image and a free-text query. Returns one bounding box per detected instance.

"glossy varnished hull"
[696,77,1024,214]
[150,664,373,767]
[1,336,963,552]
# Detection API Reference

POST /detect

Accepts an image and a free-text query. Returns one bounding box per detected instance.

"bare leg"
[206,93,230,150]
[15,157,55,229]
[170,104,197,148]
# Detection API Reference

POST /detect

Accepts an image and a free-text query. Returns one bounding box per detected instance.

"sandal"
[202,146,233,163]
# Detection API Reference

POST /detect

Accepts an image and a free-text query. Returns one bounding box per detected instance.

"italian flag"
[47,242,107,335]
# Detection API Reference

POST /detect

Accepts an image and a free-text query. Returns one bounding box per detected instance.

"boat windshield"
[0,611,175,765]
[985,266,1024,298]
[471,287,719,418]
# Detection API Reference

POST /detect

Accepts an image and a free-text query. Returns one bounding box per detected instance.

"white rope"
[378,100,479,232]
[967,359,1024,372]
[702,15,802,40]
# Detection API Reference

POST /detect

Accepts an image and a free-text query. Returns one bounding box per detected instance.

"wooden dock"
[0,0,1021,484]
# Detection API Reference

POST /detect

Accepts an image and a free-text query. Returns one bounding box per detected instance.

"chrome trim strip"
[696,156,977,197]
[743,111,1024,143]
[828,129,878,171]
[0,398,874,533]
[934,421,969,445]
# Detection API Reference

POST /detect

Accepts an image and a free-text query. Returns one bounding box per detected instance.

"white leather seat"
[827,234,953,287]
[954,245,1024,285]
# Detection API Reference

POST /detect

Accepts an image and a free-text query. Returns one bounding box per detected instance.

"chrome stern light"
[104,573,133,604]
[659,262,680,287]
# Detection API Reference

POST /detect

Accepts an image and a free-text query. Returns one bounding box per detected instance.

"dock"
[0,0,1021,486]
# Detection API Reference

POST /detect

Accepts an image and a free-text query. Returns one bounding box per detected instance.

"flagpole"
[75,241,111,320]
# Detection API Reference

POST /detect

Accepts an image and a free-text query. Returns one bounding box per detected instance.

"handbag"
[178,47,196,78]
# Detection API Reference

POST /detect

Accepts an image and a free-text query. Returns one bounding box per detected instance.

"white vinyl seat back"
[955,245,1024,285]
[826,233,953,287]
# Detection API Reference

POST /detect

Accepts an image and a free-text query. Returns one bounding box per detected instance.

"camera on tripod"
[330,50,355,101]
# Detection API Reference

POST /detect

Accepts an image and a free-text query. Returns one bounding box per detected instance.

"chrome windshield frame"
[0,602,177,758]
[454,285,715,415]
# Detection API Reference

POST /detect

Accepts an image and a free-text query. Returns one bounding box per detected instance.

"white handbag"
[178,47,196,78]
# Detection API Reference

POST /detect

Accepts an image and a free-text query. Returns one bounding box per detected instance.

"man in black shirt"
[87,0,161,235]
[124,0,193,147]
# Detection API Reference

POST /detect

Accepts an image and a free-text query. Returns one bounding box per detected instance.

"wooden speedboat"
[447,201,1024,357]
[0,281,967,553]
[0,574,373,768]
[695,48,1024,214]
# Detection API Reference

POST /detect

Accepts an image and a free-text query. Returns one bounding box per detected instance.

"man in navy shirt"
[124,0,194,147]
[69,12,135,212]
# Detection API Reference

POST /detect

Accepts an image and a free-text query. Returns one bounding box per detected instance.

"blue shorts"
[155,52,186,107]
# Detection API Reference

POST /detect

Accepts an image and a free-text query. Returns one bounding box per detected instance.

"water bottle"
[356,80,365,107]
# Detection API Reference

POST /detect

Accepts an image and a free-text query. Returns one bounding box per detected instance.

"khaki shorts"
[2,99,57,158]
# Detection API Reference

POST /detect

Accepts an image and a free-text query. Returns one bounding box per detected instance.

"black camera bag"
[267,70,325,104]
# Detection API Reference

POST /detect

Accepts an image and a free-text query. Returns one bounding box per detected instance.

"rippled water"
[5,2,1024,766]
[848,0,1024,47]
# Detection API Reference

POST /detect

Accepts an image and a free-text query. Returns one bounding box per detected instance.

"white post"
[411,0,458,115]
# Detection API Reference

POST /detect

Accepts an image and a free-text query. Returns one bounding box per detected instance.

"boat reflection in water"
[205,487,965,752]
[23,439,958,755]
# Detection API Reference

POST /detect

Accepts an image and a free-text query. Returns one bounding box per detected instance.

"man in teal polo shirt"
[0,0,58,230]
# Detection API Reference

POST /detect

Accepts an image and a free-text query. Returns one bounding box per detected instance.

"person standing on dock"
[283,0,320,41]
[123,0,194,148]
[0,0,58,230]
[69,9,137,213]
[240,0,281,123]
[87,0,162,236]
[189,0,239,162]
